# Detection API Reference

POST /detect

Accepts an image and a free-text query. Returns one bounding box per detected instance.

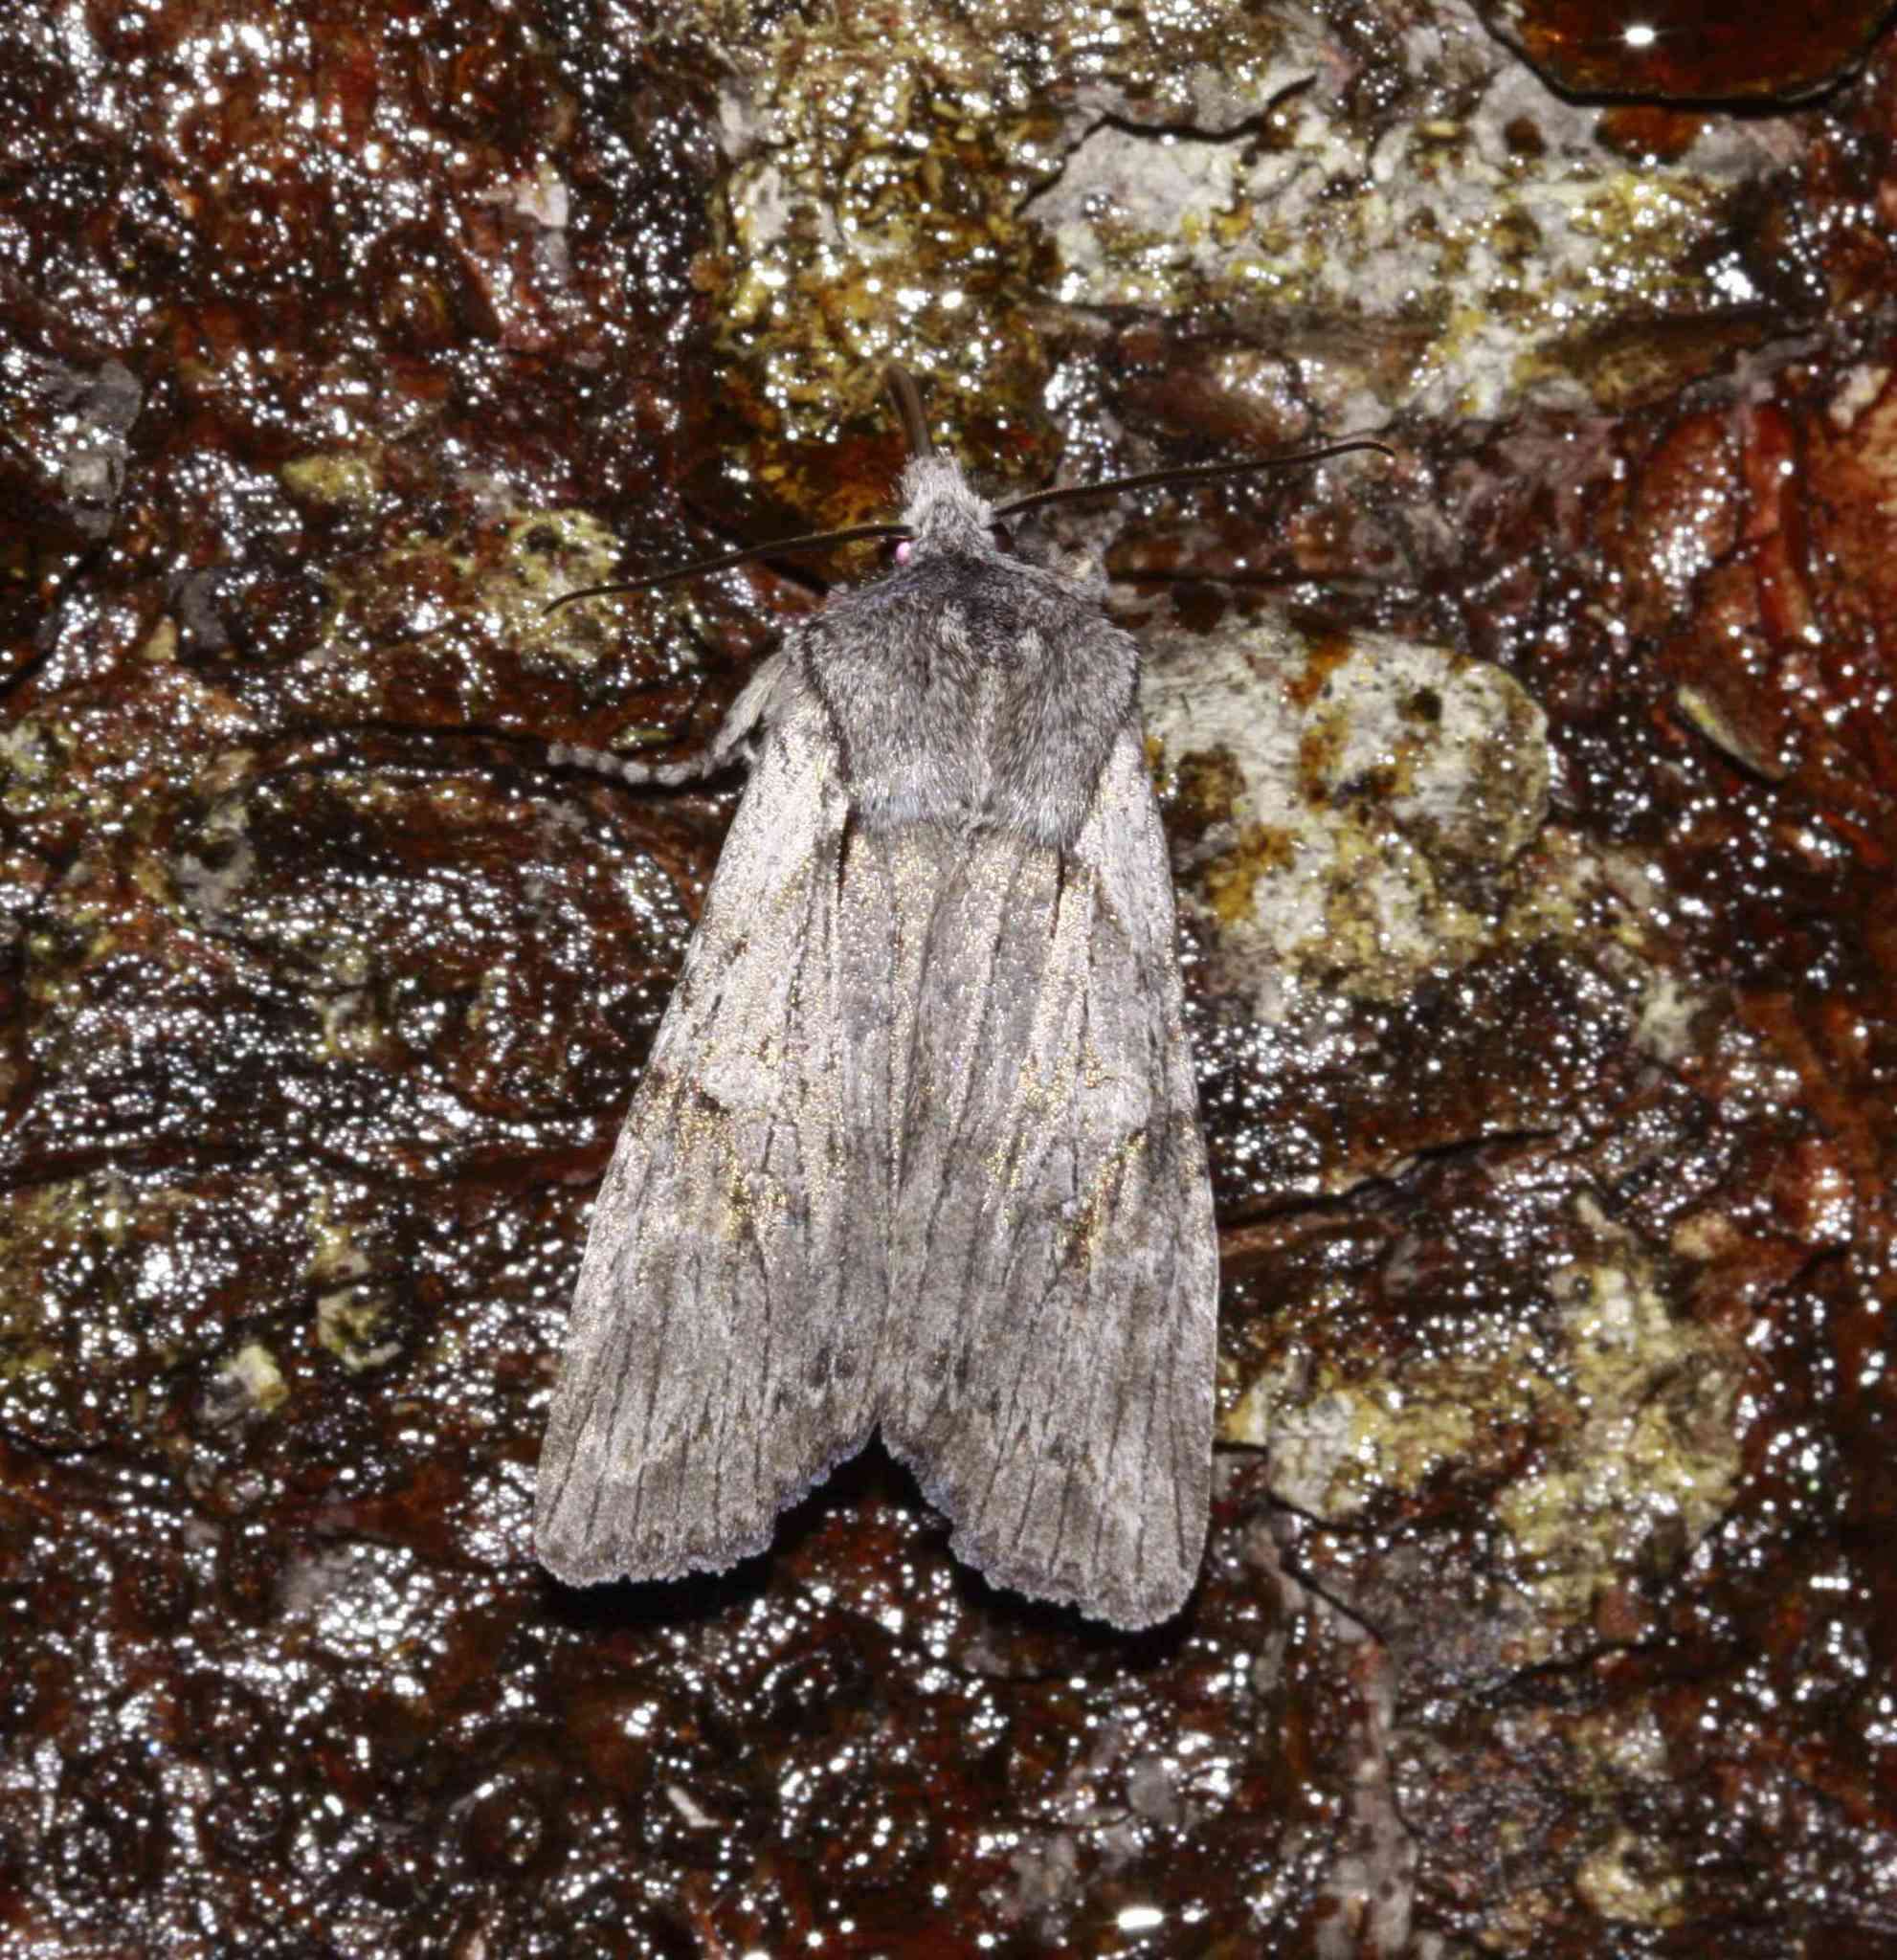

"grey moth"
[536,371,1383,1628]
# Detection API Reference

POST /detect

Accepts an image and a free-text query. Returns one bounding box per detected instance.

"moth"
[535,371,1386,1629]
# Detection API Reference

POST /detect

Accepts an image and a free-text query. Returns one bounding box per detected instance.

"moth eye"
[891,539,913,567]
[989,523,1016,556]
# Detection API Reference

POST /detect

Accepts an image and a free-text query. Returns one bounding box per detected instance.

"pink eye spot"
[895,541,912,565]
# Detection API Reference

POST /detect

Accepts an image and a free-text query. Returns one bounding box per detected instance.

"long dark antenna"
[544,520,911,611]
[992,437,1395,524]
[885,366,933,459]
[545,369,944,612]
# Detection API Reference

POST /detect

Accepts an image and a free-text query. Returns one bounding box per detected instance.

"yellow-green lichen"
[1227,1194,1746,1659]
[1199,819,1298,926]
[282,451,382,509]
[316,1284,403,1373]
[213,1339,290,1416]
[1573,1827,1687,1928]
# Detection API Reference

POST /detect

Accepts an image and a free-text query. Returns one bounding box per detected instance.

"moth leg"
[551,650,790,787]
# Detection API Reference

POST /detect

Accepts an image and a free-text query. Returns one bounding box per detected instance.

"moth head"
[895,453,997,560]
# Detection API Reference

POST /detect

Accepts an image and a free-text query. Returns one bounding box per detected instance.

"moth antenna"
[991,436,1395,523]
[548,372,948,614]
[545,519,913,613]
[884,366,934,459]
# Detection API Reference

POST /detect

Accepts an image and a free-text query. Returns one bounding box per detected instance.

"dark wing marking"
[536,675,905,1585]
[880,727,1218,1629]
